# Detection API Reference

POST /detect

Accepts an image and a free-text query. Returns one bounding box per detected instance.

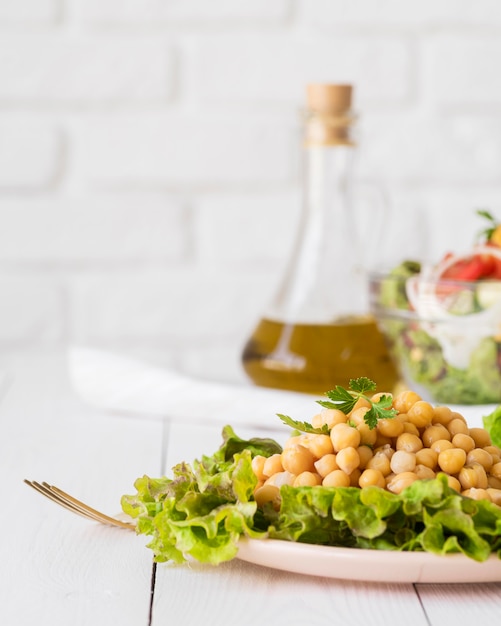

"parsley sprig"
[318,377,397,430]
[477,208,498,242]
[277,377,397,434]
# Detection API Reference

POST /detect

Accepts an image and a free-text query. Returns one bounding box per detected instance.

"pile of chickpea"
[251,389,501,509]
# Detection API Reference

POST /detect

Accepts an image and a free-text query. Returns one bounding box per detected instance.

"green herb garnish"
[477,208,498,242]
[317,377,398,429]
[277,413,329,435]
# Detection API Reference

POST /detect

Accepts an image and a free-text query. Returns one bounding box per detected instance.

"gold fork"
[24,480,135,530]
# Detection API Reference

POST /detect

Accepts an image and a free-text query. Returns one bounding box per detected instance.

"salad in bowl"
[370,211,501,405]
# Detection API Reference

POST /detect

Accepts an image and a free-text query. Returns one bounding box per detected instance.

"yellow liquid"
[242,316,399,395]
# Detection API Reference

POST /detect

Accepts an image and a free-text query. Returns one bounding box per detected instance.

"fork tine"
[44,483,135,530]
[24,480,135,530]
[24,480,97,523]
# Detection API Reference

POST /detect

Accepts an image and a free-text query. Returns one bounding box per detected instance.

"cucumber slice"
[476,281,501,310]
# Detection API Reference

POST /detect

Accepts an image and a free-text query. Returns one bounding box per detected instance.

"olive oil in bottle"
[241,84,399,395]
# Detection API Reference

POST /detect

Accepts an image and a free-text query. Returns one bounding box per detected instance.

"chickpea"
[374,433,392,448]
[484,445,501,464]
[359,468,386,489]
[462,488,491,502]
[445,475,462,492]
[447,418,469,437]
[348,396,371,415]
[357,445,373,470]
[302,434,334,459]
[322,469,351,487]
[262,453,283,478]
[486,488,501,506]
[491,461,501,479]
[430,439,454,454]
[350,406,370,426]
[350,468,362,487]
[396,432,423,453]
[469,428,491,448]
[314,453,338,478]
[386,471,419,494]
[415,464,436,480]
[254,484,280,508]
[366,451,392,477]
[264,471,295,487]
[432,405,454,425]
[402,422,420,436]
[377,417,404,438]
[311,408,347,429]
[393,390,422,413]
[466,448,493,472]
[423,424,451,447]
[407,401,434,428]
[390,450,416,474]
[293,472,322,487]
[438,448,466,475]
[371,392,393,403]
[451,433,475,453]
[459,463,488,490]
[330,423,361,452]
[336,446,360,475]
[251,455,267,480]
[373,443,394,459]
[281,445,315,475]
[488,475,501,490]
[415,447,438,470]
[357,422,378,446]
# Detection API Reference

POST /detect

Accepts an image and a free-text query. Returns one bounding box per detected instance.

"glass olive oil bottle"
[242,84,398,395]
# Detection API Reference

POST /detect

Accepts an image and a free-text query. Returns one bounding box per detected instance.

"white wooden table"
[2,353,501,626]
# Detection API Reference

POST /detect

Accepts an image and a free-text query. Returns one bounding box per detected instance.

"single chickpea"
[302,434,334,459]
[438,448,467,475]
[356,422,378,446]
[349,468,362,487]
[447,418,469,437]
[445,475,462,493]
[459,464,488,490]
[390,450,416,474]
[484,445,501,464]
[371,392,393,403]
[348,396,371,415]
[430,439,454,454]
[350,406,370,426]
[330,423,361,452]
[251,455,267,480]
[336,446,360,475]
[359,468,386,489]
[415,464,436,480]
[293,471,322,487]
[423,424,451,447]
[488,475,501,490]
[471,463,489,488]
[281,445,315,475]
[254,484,280,508]
[262,453,283,478]
[377,417,404,438]
[469,428,491,448]
[392,390,422,413]
[357,445,373,470]
[311,408,347,429]
[461,488,491,502]
[407,401,434,428]
[373,443,394,459]
[314,454,338,478]
[451,433,476,453]
[466,448,493,472]
[322,469,350,487]
[491,461,501,479]
[402,422,420,436]
[486,488,501,506]
[374,433,392,448]
[396,432,423,453]
[386,471,419,494]
[432,405,454,425]
[415,447,438,470]
[264,471,295,488]
[366,451,392,477]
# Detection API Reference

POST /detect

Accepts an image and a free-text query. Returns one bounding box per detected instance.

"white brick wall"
[3,3,501,382]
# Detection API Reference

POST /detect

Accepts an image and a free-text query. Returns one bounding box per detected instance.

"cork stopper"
[306,84,353,115]
[304,84,354,146]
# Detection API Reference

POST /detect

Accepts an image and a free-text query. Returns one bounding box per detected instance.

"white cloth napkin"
[67,346,319,428]
[67,346,492,429]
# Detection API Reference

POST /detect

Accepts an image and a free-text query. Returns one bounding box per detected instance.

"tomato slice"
[440,254,496,281]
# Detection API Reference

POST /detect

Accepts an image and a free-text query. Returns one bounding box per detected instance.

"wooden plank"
[0,354,163,626]
[416,582,501,625]
[151,421,428,626]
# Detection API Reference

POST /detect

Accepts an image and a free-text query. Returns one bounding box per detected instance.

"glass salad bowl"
[369,248,501,405]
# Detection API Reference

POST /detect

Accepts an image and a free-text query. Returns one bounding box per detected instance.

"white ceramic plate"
[236,538,501,583]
